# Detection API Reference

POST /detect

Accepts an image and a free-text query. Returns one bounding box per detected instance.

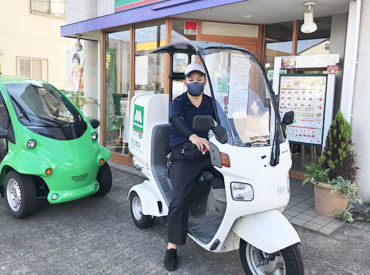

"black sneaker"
[164,248,177,271]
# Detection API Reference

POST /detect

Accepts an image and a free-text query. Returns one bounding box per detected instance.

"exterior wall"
[352,0,370,202]
[330,13,348,115]
[66,0,114,24]
[98,0,115,17]
[0,0,71,89]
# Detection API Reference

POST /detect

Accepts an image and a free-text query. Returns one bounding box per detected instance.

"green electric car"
[0,76,112,218]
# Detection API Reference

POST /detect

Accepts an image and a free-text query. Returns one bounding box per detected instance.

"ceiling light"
[243,14,253,18]
[301,1,317,34]
[75,35,83,52]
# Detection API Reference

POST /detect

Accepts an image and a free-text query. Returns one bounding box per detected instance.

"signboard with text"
[184,21,197,35]
[279,75,328,146]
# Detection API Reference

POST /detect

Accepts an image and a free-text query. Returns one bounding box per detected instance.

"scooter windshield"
[200,49,272,147]
[5,82,87,140]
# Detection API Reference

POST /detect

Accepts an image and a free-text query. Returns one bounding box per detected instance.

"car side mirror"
[192,115,215,131]
[0,128,9,139]
[89,119,100,129]
[282,111,294,125]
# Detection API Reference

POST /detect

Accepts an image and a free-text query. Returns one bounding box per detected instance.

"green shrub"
[319,111,357,181]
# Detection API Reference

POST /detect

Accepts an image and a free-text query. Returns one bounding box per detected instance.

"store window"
[296,16,332,74]
[30,0,65,17]
[105,28,131,154]
[264,22,294,80]
[171,20,195,98]
[16,57,48,81]
[134,22,165,95]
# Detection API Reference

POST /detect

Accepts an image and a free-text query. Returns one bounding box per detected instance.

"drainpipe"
[340,0,361,123]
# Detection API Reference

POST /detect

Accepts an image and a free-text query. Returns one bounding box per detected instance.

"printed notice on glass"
[228,53,250,117]
[229,53,250,90]
[279,75,327,145]
[135,56,148,85]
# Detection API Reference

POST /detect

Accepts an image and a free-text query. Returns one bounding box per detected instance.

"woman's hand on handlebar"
[189,134,209,152]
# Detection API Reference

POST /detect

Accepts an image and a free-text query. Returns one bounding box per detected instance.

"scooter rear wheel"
[130,192,155,228]
[239,239,304,275]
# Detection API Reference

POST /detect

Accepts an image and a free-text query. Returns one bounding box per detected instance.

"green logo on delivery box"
[133,104,144,134]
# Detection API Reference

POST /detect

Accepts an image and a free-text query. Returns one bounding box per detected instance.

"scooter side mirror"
[0,128,9,139]
[282,111,294,125]
[212,125,228,144]
[89,119,100,129]
[193,115,215,131]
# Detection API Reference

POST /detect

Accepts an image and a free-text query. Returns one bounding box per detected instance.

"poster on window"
[65,47,84,92]
[279,75,327,145]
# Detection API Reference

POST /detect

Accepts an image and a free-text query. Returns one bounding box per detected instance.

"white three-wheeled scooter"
[128,41,304,274]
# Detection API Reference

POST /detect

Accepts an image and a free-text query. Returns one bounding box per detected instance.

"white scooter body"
[128,94,300,254]
[127,41,303,274]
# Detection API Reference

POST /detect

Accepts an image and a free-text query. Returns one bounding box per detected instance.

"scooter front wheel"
[130,192,155,229]
[239,239,304,275]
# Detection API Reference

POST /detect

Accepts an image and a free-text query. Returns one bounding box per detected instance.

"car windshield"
[5,82,87,140]
[200,49,272,147]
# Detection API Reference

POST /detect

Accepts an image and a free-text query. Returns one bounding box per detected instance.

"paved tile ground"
[0,166,369,274]
[283,179,345,235]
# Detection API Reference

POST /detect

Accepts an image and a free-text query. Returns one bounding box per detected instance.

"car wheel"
[4,171,37,219]
[130,191,155,228]
[94,162,112,197]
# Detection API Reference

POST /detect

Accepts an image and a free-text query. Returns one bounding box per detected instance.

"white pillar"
[340,0,361,122]
[351,0,370,202]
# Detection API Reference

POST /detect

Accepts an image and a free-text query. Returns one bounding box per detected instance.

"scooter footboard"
[232,210,301,254]
[128,180,167,217]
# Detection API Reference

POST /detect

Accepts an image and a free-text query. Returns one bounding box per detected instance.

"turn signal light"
[99,158,105,165]
[220,152,230,167]
[45,168,52,175]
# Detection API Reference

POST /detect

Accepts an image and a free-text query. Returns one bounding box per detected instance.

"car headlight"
[27,139,36,149]
[91,132,98,141]
[231,182,254,201]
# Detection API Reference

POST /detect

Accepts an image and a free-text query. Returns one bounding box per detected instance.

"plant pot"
[313,181,348,217]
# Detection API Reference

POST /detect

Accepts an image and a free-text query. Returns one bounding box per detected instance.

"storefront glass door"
[134,22,165,95]
[105,28,131,155]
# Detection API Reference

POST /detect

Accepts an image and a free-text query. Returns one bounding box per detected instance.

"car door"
[0,92,11,162]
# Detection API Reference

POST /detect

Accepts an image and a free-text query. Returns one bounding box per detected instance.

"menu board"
[279,75,327,145]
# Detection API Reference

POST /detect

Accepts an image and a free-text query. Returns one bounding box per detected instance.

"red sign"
[327,65,340,74]
[184,21,197,35]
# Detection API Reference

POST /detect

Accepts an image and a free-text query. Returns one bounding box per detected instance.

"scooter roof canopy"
[150,41,254,56]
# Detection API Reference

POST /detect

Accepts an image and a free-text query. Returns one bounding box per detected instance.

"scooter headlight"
[27,139,36,149]
[91,132,98,141]
[231,182,254,201]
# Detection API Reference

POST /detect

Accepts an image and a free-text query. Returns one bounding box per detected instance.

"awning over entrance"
[60,0,245,37]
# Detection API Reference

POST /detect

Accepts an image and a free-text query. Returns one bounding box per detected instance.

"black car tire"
[94,162,112,197]
[4,171,37,219]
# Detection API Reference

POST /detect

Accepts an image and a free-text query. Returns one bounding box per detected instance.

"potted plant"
[303,111,361,222]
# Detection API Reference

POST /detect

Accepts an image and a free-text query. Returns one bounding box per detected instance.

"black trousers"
[167,155,216,245]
